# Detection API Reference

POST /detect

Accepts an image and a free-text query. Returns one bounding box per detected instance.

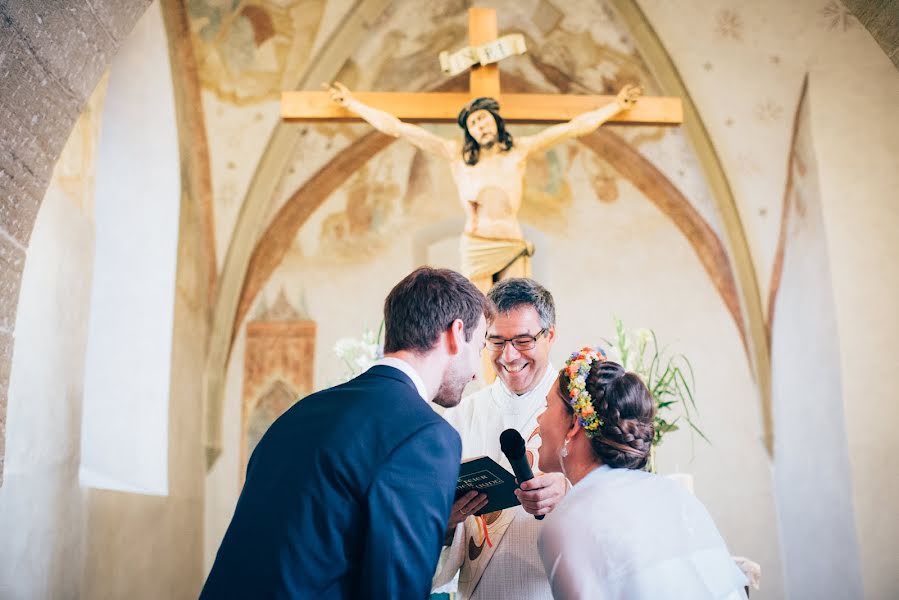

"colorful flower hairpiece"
[563,346,607,438]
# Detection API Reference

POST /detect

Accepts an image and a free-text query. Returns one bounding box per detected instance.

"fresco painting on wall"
[202,6,870,597]
[188,0,326,104]
[3,0,898,597]
[230,0,746,369]
[311,144,583,260]
[51,73,109,217]
[246,380,296,463]
[316,164,403,260]
[241,289,315,485]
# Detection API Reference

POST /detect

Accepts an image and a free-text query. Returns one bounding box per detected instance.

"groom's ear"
[445,318,465,355]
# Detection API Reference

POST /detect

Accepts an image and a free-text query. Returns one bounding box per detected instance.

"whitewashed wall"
[80,0,180,495]
[640,1,899,596]
[199,2,899,598]
[0,4,206,598]
[0,171,95,599]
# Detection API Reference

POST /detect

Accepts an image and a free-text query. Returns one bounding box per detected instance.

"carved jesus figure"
[327,82,641,291]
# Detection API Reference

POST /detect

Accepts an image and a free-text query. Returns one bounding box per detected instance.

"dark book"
[455,456,520,516]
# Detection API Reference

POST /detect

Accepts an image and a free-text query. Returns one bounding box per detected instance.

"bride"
[535,347,748,599]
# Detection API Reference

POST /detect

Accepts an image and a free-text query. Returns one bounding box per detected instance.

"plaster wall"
[639,1,899,595]
[0,4,207,597]
[0,0,151,492]
[208,142,785,597]
[0,149,95,600]
[197,2,899,597]
[80,0,180,496]
[769,85,863,599]
[807,30,899,600]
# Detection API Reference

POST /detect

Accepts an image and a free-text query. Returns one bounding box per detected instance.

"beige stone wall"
[0,3,207,598]
[0,0,152,488]
[811,35,899,600]
[1,0,895,598]
[0,122,96,599]
[80,3,208,594]
[203,2,898,598]
[639,1,899,596]
[203,2,783,591]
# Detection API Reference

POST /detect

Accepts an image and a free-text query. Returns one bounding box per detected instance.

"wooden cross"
[281,7,682,125]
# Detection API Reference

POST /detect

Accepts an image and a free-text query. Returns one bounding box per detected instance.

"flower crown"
[563,346,607,437]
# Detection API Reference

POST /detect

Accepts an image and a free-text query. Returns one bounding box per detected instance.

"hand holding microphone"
[500,428,568,520]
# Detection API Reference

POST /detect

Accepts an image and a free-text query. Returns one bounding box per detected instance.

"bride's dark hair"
[558,359,655,470]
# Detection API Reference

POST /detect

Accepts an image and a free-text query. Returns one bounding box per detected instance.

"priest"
[433,278,567,599]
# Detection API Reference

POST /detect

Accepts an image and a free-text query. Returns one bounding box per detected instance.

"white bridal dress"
[538,465,748,600]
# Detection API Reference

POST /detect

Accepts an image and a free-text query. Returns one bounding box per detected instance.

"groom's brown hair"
[383,267,494,354]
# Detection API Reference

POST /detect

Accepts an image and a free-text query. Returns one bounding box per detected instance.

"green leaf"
[609,317,709,453]
[675,362,698,411]
[687,419,710,444]
[653,366,676,397]
[671,367,694,421]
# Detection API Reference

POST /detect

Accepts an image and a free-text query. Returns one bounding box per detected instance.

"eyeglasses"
[486,328,547,352]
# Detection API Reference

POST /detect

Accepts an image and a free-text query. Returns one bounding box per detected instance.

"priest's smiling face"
[487,305,555,395]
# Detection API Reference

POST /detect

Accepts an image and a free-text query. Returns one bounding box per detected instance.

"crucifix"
[281,7,683,292]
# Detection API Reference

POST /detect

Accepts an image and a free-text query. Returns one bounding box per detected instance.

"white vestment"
[538,465,749,600]
[432,366,556,600]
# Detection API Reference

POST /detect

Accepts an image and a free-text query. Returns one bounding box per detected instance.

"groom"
[201,267,493,599]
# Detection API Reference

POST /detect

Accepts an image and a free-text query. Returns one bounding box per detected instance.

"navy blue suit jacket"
[200,365,462,599]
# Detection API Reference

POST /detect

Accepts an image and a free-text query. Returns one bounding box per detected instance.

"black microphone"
[499,428,544,520]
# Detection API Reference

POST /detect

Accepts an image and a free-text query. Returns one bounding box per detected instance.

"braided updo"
[558,359,655,470]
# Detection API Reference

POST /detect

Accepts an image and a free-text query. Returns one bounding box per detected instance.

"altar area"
[196,5,885,599]
[2,0,896,598]
[210,0,778,592]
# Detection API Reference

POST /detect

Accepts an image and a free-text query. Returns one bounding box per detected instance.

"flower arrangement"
[332,322,384,382]
[604,316,707,472]
[563,347,606,436]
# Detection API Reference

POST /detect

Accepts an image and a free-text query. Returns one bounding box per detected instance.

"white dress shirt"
[371,356,429,402]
